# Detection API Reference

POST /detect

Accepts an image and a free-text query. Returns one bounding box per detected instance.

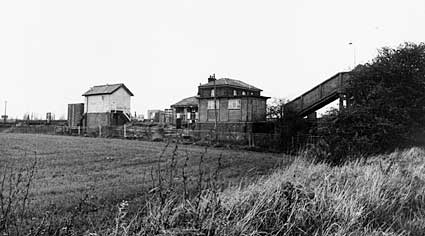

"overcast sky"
[1,0,424,119]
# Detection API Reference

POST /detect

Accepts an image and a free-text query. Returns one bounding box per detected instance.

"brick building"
[197,75,269,132]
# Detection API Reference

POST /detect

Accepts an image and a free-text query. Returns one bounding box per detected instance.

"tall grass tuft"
[107,147,425,236]
[0,152,37,235]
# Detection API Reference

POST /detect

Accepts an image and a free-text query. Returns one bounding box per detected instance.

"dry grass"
[104,147,425,236]
[0,133,286,234]
[2,133,425,235]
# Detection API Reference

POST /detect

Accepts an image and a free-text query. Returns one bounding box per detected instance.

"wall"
[254,99,267,121]
[173,107,197,126]
[68,103,84,127]
[199,97,267,123]
[86,87,131,113]
[86,113,110,128]
[219,98,228,121]
[109,87,131,113]
[199,87,261,98]
[86,95,109,113]
[199,99,208,122]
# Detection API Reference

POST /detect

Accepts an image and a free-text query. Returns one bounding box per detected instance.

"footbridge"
[284,72,352,117]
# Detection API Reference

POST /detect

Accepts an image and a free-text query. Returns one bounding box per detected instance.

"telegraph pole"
[2,101,7,123]
[213,74,218,142]
[213,74,217,129]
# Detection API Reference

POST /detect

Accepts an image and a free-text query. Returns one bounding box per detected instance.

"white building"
[82,83,134,127]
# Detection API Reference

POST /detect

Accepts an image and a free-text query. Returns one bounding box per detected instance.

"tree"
[266,98,287,120]
[317,42,425,162]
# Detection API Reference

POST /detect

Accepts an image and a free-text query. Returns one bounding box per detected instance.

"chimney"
[208,74,216,83]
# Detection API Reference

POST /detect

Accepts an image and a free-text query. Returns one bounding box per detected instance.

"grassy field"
[0,133,286,233]
[2,133,425,235]
[105,147,425,236]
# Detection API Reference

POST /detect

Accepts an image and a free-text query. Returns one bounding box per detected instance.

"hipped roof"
[171,96,199,108]
[199,78,262,91]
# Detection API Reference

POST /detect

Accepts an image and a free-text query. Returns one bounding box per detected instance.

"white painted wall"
[85,87,131,113]
[109,87,131,113]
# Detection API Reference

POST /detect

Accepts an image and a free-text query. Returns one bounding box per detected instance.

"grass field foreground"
[0,133,286,234]
[3,133,425,235]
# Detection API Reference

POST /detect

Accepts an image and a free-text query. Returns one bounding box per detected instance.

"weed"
[0,152,37,235]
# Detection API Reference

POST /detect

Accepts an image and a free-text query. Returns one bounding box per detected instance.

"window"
[211,89,215,97]
[228,99,241,109]
[242,91,246,95]
[233,90,237,96]
[208,100,219,109]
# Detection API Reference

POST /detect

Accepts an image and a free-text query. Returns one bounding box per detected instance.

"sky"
[1,0,424,119]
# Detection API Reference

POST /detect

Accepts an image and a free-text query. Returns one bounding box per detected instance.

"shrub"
[317,42,425,163]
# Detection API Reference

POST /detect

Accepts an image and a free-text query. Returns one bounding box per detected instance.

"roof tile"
[199,78,261,91]
[171,96,199,107]
[82,83,134,96]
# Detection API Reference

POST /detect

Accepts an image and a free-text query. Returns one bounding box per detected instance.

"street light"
[349,42,356,69]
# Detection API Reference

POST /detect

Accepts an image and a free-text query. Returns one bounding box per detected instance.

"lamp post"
[349,42,356,69]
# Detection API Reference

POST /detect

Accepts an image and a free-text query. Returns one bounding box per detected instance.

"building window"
[211,89,215,97]
[228,99,241,109]
[208,100,219,109]
[242,91,246,95]
[233,90,237,96]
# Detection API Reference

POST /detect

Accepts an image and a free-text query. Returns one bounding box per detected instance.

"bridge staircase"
[284,72,352,117]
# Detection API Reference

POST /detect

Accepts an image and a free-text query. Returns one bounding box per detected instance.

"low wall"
[86,113,110,128]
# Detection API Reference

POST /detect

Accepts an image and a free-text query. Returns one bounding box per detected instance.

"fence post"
[99,125,102,138]
[123,124,127,138]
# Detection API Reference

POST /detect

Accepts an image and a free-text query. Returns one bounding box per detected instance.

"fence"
[10,125,58,135]
[6,124,320,151]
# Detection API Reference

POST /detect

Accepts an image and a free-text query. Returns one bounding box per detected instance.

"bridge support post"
[339,94,347,111]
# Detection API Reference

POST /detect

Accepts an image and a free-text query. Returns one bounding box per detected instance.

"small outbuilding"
[171,96,199,128]
[82,83,133,127]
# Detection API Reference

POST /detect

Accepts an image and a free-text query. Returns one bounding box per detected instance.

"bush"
[317,42,425,163]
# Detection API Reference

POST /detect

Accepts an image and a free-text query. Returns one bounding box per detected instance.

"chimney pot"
[208,74,216,83]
